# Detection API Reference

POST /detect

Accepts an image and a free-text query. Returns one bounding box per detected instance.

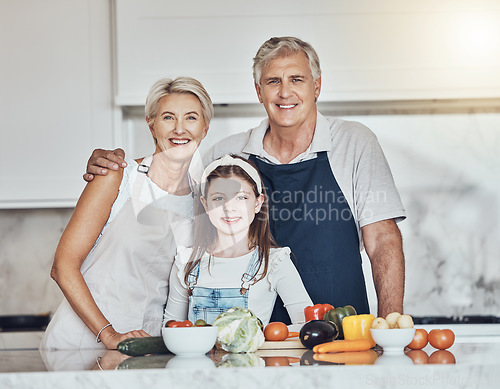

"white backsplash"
[353,113,500,317]
[0,209,72,315]
[1,112,499,318]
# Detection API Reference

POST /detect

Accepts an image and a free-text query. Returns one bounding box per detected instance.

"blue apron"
[186,250,261,324]
[249,151,369,324]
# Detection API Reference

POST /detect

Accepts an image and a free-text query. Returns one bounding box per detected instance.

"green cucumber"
[117,336,169,356]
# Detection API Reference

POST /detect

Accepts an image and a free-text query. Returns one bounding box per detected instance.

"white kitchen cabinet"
[0,0,114,208]
[114,0,500,105]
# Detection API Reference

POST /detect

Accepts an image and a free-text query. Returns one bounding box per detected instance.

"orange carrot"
[313,339,374,354]
[313,350,378,365]
[286,331,300,339]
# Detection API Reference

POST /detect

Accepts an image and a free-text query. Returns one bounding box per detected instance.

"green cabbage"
[212,307,265,353]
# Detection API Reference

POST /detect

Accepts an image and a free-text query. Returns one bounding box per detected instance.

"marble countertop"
[1,328,500,389]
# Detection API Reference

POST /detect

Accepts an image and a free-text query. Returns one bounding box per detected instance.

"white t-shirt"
[164,246,313,326]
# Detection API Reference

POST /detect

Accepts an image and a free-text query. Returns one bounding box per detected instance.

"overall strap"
[240,249,261,294]
[186,258,201,295]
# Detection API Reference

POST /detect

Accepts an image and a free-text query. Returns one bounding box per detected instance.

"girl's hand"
[101,328,151,350]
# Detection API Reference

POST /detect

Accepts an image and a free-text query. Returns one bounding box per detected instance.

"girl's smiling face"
[202,175,264,244]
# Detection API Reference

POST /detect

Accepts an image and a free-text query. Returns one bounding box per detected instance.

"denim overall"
[187,250,261,324]
[250,151,369,324]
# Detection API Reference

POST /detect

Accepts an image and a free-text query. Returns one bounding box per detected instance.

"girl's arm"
[163,257,190,324]
[273,253,314,325]
[51,169,149,349]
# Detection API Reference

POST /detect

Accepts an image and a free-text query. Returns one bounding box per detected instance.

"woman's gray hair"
[253,37,321,85]
[145,77,214,126]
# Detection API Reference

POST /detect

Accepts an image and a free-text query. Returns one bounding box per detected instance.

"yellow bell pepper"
[342,314,376,348]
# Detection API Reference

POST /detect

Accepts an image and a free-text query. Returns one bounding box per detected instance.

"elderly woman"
[41,77,213,350]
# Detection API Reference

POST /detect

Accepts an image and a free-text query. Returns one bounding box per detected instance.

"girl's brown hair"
[184,155,278,286]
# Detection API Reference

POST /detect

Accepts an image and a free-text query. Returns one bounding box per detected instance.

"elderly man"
[85,37,405,323]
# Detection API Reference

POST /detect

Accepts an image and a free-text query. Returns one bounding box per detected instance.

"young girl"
[164,154,313,326]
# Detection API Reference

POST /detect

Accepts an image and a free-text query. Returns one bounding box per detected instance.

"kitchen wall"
[0,209,72,315]
[2,108,499,318]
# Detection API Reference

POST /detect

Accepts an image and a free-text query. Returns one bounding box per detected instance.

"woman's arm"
[51,168,148,349]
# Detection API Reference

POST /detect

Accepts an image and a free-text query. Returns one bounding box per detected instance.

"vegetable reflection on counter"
[216,353,264,368]
[406,349,456,365]
[117,354,174,370]
[428,349,456,364]
[313,349,378,365]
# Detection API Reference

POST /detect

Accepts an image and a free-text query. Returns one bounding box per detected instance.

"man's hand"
[362,219,405,317]
[84,148,127,182]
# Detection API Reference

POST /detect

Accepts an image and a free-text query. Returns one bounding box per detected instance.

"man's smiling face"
[255,51,321,132]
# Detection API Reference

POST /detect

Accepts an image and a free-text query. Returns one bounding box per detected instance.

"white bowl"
[370,328,416,355]
[162,326,218,356]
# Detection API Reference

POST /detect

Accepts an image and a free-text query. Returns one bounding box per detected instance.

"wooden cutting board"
[258,338,305,350]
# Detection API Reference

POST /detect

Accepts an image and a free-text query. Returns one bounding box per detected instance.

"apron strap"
[131,155,154,216]
[137,155,152,173]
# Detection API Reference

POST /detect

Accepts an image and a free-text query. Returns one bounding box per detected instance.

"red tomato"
[428,329,455,350]
[264,322,289,341]
[406,349,429,364]
[168,320,193,327]
[407,328,428,350]
[428,349,456,364]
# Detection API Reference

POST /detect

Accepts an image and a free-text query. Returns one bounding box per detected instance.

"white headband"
[201,155,263,195]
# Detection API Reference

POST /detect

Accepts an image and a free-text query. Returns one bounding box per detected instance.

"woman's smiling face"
[202,175,264,242]
[149,93,208,162]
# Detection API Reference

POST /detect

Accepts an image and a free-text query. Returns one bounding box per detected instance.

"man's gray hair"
[253,37,321,85]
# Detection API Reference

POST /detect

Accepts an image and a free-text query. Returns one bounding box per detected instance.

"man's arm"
[362,219,405,317]
[83,148,127,182]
